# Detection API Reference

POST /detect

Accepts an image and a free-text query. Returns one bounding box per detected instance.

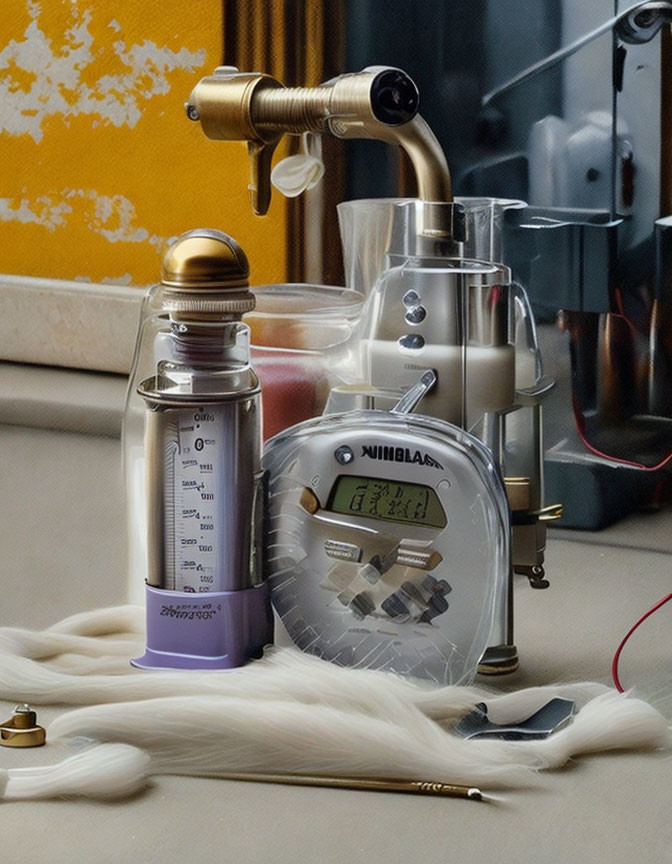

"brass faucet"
[186,66,452,218]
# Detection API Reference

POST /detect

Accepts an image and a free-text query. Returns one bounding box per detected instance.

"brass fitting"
[186,66,452,216]
[0,704,46,748]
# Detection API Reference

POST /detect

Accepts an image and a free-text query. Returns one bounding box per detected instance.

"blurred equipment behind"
[344,0,672,528]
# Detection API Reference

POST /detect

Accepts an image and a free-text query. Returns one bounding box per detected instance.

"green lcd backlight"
[327,475,447,528]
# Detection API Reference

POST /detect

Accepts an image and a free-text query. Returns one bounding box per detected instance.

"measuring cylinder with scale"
[264,372,515,685]
[127,230,272,670]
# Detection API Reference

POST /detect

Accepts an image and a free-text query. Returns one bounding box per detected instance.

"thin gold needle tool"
[220,772,485,801]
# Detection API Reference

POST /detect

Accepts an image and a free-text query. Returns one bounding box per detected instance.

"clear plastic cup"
[245,284,365,440]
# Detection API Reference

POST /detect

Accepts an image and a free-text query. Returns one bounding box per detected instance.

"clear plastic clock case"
[263,409,512,685]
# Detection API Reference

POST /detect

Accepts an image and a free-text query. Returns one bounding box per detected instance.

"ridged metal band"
[162,294,256,314]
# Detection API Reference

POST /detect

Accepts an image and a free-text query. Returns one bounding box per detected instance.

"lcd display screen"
[328,475,447,528]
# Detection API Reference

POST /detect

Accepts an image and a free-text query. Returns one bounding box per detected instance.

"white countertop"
[1,384,671,863]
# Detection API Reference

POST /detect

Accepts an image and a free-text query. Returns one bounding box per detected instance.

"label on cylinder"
[174,408,221,592]
[146,398,260,594]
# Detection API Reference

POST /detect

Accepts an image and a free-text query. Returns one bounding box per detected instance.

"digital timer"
[328,475,447,529]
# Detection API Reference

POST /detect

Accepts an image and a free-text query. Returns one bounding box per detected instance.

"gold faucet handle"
[248,138,279,216]
[0,704,46,748]
[187,68,284,215]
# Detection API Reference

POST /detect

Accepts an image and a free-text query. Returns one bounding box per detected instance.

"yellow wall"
[0,0,287,286]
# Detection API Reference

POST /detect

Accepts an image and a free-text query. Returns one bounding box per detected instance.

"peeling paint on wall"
[0,195,71,230]
[0,2,205,143]
[0,189,168,246]
[0,0,288,286]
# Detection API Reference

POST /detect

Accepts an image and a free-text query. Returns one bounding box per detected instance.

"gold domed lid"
[162,229,250,288]
[160,229,255,316]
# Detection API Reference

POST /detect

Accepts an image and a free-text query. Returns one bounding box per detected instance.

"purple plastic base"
[131,583,273,670]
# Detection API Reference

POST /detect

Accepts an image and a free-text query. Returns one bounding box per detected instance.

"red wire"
[612,592,672,692]
[572,395,672,472]
[569,305,672,471]
[612,287,638,337]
